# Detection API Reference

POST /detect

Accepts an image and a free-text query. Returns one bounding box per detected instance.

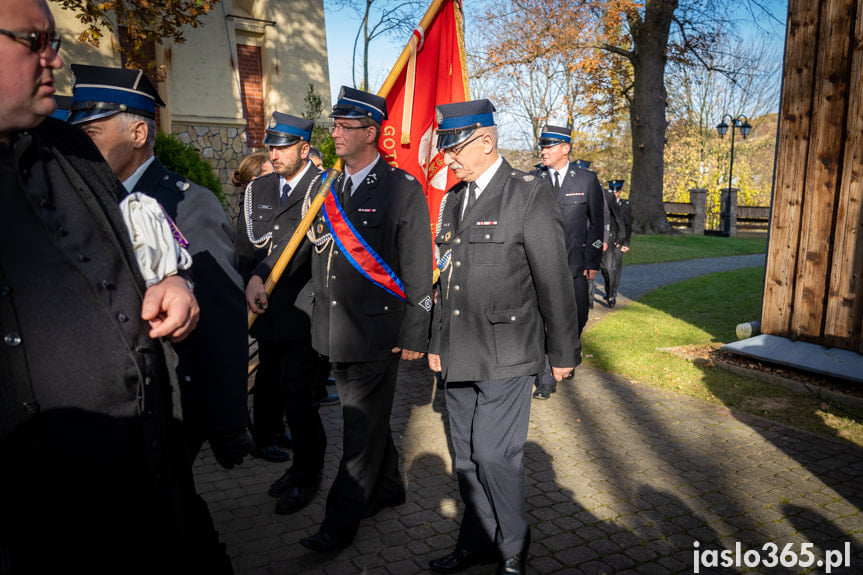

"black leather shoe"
[299,530,350,553]
[275,480,319,515]
[273,431,293,449]
[251,443,291,463]
[532,382,556,400]
[312,393,340,407]
[608,296,616,308]
[496,552,526,575]
[268,469,294,498]
[362,492,406,518]
[429,548,494,573]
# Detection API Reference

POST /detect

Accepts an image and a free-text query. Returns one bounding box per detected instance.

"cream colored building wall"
[50,0,331,223]
[52,8,122,94]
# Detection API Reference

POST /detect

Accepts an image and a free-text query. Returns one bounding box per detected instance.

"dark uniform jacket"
[533,162,604,275]
[309,158,433,362]
[617,196,633,247]
[0,118,225,572]
[429,159,580,382]
[604,188,626,247]
[235,165,321,342]
[133,158,249,441]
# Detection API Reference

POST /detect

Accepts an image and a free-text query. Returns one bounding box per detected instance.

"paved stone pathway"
[194,254,862,574]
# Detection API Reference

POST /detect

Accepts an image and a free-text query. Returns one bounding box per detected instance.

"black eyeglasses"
[0,29,61,54]
[443,135,482,156]
[329,123,369,135]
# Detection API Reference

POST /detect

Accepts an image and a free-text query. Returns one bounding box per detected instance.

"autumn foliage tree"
[477,0,780,234]
[50,0,218,77]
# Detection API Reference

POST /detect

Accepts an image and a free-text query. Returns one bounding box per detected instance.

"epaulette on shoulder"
[522,174,535,182]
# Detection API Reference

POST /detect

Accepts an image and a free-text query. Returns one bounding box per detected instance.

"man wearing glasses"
[0,0,231,572]
[427,100,579,575]
[300,86,433,553]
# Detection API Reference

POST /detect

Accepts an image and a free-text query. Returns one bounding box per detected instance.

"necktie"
[462,182,477,222]
[553,171,561,193]
[342,177,353,207]
[280,183,291,205]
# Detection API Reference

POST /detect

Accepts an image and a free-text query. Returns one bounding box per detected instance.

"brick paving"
[195,255,863,574]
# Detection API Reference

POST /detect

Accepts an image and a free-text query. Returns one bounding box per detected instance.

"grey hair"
[115,112,157,148]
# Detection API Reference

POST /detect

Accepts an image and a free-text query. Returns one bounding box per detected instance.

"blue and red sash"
[322,180,406,300]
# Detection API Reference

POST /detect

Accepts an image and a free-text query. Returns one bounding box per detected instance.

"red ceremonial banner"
[377,0,469,238]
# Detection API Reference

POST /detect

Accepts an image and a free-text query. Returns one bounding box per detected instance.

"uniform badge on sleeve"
[592,239,603,250]
[522,175,534,182]
[418,295,432,312]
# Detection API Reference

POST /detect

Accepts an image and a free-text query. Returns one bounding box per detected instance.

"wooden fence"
[664,188,768,237]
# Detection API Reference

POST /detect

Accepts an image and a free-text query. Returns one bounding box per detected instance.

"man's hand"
[603,241,608,252]
[393,347,425,361]
[551,366,575,382]
[428,353,442,372]
[210,429,253,470]
[584,269,598,280]
[246,275,268,315]
[142,275,199,342]
[621,246,630,253]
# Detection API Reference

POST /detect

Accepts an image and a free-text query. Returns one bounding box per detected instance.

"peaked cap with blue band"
[67,64,165,125]
[434,99,496,150]
[575,159,592,169]
[330,86,387,124]
[51,95,72,121]
[608,179,625,191]
[538,124,571,148]
[264,112,314,146]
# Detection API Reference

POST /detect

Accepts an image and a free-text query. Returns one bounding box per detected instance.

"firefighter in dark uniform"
[531,125,604,400]
[240,112,328,515]
[600,179,632,307]
[1,1,228,570]
[300,87,433,553]
[427,101,579,575]
[67,64,251,468]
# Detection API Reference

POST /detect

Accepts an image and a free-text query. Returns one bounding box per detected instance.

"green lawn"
[583,266,863,446]
[625,234,766,265]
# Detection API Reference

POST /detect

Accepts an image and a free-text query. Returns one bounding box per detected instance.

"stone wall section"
[173,123,261,226]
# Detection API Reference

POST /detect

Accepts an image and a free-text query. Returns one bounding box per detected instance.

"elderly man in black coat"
[0,0,229,571]
[67,64,251,468]
[427,101,579,575]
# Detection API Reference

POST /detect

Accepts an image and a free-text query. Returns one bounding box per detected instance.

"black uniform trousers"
[256,338,326,485]
[321,357,404,541]
[600,246,625,299]
[445,376,533,560]
[572,273,590,337]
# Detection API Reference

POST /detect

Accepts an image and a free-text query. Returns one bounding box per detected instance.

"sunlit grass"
[626,234,766,265]
[583,266,863,446]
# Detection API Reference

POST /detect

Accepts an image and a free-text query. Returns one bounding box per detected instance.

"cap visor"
[67,108,122,125]
[263,133,301,147]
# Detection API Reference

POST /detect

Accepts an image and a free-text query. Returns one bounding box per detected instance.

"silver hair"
[114,112,157,148]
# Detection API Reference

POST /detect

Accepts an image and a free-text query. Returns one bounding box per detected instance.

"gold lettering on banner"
[382,125,398,167]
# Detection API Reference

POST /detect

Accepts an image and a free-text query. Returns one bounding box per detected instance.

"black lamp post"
[716,114,751,236]
[716,114,752,190]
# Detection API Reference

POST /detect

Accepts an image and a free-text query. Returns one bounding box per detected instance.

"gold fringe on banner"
[401,29,423,145]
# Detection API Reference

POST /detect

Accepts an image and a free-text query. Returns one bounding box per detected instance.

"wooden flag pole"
[248,165,341,328]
